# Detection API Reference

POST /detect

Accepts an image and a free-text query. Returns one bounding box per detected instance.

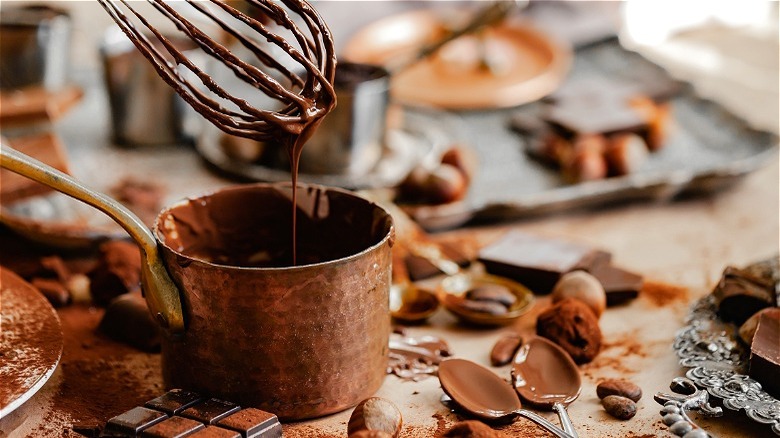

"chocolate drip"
[98,0,338,264]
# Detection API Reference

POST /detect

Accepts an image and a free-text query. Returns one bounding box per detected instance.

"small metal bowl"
[390,283,439,324]
[437,272,535,326]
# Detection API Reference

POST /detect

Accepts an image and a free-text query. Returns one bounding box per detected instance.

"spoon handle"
[553,402,579,438]
[0,143,184,334]
[515,409,576,438]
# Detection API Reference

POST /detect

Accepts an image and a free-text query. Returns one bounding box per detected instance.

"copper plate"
[342,10,572,109]
[0,267,63,418]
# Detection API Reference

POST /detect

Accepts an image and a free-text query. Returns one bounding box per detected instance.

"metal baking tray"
[400,38,778,230]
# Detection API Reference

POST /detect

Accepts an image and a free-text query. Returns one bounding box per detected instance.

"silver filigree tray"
[654,294,780,437]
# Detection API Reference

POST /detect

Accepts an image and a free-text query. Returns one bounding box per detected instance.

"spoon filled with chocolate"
[438,358,576,438]
[512,336,582,438]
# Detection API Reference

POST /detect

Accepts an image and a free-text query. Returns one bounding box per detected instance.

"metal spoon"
[438,358,575,438]
[0,143,185,334]
[512,336,581,438]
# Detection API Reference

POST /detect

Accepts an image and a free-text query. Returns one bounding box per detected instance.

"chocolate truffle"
[536,298,602,364]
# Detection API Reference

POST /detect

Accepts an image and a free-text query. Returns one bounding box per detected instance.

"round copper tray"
[0,267,64,418]
[343,9,572,109]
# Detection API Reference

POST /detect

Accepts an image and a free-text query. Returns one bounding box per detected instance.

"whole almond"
[596,379,642,402]
[490,334,523,367]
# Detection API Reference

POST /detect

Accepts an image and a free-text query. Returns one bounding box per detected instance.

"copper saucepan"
[0,144,395,420]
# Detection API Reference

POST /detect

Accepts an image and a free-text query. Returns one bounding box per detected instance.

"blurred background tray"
[398,38,777,230]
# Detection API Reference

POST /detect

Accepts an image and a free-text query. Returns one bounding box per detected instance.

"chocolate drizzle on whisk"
[98,0,338,265]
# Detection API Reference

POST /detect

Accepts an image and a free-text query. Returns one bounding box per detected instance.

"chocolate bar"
[477,231,611,294]
[78,390,281,438]
[749,310,780,398]
[714,265,779,325]
[588,264,643,306]
[104,407,168,436]
[180,399,241,425]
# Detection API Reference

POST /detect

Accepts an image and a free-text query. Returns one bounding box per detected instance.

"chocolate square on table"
[145,389,204,416]
[588,264,644,306]
[180,398,241,425]
[217,408,282,438]
[104,406,168,436]
[477,231,611,295]
[188,426,242,438]
[140,416,205,438]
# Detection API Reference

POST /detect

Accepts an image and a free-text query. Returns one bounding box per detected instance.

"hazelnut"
[572,133,608,155]
[398,165,430,201]
[423,164,467,204]
[739,308,780,345]
[441,147,472,182]
[563,148,608,183]
[629,96,670,151]
[347,397,403,438]
[605,133,648,176]
[552,271,606,317]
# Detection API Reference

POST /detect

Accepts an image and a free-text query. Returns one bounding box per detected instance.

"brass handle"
[0,143,184,334]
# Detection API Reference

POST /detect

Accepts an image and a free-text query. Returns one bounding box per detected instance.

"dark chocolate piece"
[99,291,161,352]
[217,408,282,438]
[465,284,516,308]
[588,264,643,306]
[145,389,204,416]
[180,399,241,425]
[31,277,70,307]
[545,99,647,137]
[141,416,204,438]
[478,231,610,294]
[188,427,241,438]
[714,266,778,325]
[749,311,780,398]
[447,295,508,316]
[104,407,168,436]
[88,240,142,306]
[72,422,101,438]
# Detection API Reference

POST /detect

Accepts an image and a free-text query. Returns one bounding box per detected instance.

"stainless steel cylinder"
[0,5,71,91]
[101,27,198,147]
[300,62,390,175]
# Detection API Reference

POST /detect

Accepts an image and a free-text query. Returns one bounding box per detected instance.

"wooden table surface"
[1,2,778,437]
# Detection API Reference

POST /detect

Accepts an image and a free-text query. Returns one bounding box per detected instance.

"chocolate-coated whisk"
[97,0,337,141]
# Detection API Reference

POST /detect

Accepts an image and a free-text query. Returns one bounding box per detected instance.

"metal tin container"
[154,183,394,420]
[101,27,199,147]
[0,5,71,91]
[300,62,390,175]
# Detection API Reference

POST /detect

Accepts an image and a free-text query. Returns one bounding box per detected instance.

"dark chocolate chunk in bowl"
[104,406,168,436]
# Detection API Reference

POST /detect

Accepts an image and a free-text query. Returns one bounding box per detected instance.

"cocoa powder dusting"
[0,269,64,410]
[640,281,688,307]
[33,305,163,436]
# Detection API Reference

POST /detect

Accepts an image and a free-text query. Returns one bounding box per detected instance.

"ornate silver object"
[656,294,780,436]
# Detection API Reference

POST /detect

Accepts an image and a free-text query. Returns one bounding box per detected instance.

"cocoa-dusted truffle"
[88,240,142,306]
[536,298,602,364]
[443,420,507,438]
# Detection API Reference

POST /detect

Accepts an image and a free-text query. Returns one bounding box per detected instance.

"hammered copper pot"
[154,183,394,420]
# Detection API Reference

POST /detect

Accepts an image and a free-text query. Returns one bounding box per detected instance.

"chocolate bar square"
[141,416,205,438]
[145,389,204,416]
[589,264,643,306]
[478,231,610,294]
[749,311,780,398]
[104,406,167,436]
[188,426,241,438]
[217,408,282,438]
[180,399,241,425]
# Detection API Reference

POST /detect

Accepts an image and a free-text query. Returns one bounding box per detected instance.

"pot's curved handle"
[0,143,184,334]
